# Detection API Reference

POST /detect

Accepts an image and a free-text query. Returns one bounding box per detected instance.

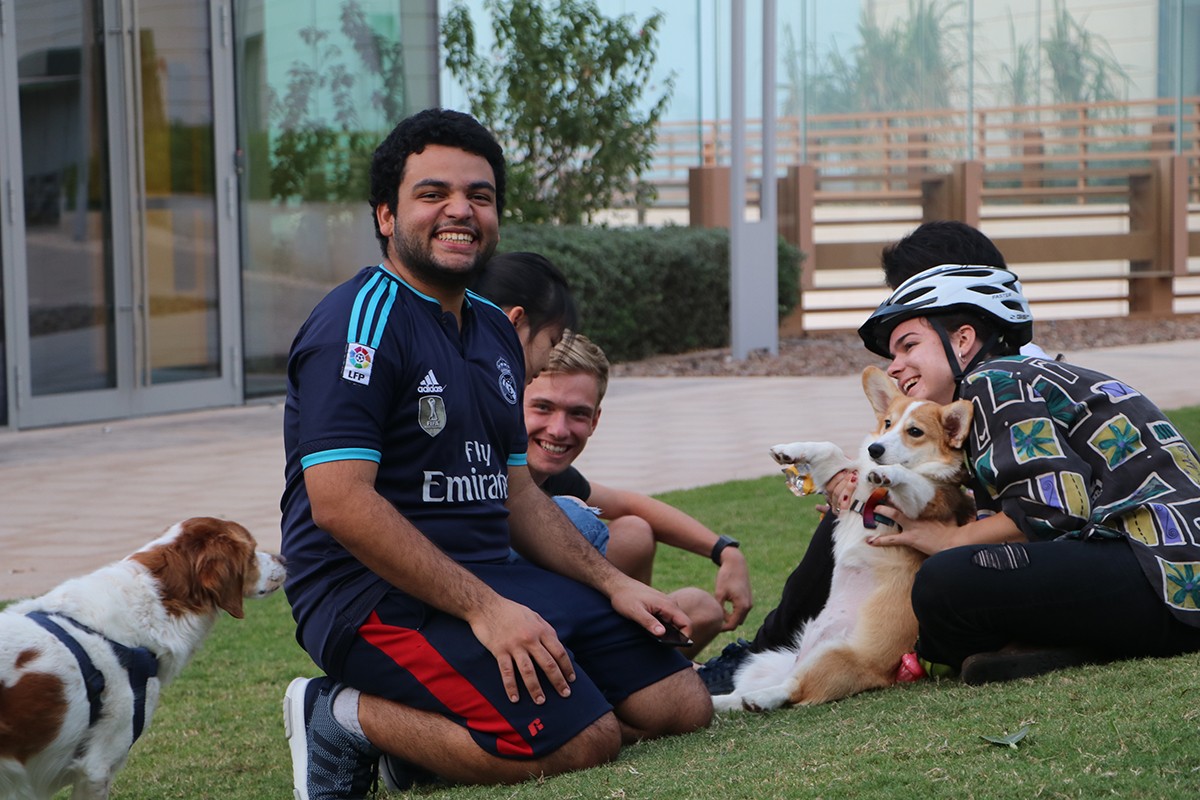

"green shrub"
[496,224,803,362]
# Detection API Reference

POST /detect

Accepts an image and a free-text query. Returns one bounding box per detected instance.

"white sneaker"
[284,676,321,800]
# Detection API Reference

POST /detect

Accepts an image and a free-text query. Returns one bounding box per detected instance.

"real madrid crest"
[496,357,518,405]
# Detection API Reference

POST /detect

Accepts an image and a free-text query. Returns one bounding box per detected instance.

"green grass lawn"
[67,407,1200,797]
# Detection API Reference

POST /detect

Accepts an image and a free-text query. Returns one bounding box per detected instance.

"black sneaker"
[696,638,752,695]
[379,753,438,792]
[285,677,381,799]
[960,644,1110,686]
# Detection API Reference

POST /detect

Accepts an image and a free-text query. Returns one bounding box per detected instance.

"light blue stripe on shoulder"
[508,452,528,467]
[467,289,502,312]
[371,280,399,349]
[359,277,391,345]
[301,448,382,470]
[348,272,384,344]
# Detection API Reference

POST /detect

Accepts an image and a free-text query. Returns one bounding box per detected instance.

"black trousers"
[749,512,836,652]
[912,537,1200,669]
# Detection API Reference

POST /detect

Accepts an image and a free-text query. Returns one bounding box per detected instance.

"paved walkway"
[2,338,1198,601]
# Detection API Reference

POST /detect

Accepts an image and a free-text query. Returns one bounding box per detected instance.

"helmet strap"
[928,319,1000,399]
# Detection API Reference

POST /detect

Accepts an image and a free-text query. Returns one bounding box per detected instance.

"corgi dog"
[713,366,974,711]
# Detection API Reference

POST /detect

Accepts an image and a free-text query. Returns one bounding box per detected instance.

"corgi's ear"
[862,366,900,417]
[941,399,974,449]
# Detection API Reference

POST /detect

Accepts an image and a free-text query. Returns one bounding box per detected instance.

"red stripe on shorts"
[359,611,534,757]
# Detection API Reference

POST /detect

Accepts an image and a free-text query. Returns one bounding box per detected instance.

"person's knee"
[617,667,712,740]
[911,549,964,622]
[671,587,723,647]
[656,668,713,734]
[607,516,656,579]
[536,712,622,775]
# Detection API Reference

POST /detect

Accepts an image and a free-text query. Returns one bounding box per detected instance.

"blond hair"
[545,332,610,404]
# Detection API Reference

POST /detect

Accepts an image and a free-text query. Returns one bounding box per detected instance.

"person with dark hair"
[880,219,1008,289]
[470,251,578,383]
[860,266,1200,683]
[281,109,710,800]
[367,107,507,258]
[698,220,1045,693]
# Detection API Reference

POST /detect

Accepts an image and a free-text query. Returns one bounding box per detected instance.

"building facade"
[0,0,1196,428]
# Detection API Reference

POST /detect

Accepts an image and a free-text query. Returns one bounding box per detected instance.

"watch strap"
[710,534,740,565]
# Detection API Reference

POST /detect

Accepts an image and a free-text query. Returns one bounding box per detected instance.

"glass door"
[5,0,240,428]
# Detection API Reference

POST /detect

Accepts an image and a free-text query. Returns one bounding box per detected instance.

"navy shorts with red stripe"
[331,560,691,760]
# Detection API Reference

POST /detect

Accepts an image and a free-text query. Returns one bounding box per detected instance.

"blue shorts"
[331,560,690,760]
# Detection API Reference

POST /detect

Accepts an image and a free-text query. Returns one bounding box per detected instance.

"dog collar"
[849,487,890,529]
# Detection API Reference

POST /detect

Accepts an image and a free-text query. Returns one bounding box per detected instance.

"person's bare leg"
[612,666,712,744]
[606,516,655,583]
[669,587,724,658]
[359,696,622,785]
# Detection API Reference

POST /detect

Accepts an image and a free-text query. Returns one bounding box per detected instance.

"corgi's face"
[860,366,973,468]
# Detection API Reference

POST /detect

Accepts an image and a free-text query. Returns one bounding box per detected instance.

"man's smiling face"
[378,144,500,292]
[523,371,602,485]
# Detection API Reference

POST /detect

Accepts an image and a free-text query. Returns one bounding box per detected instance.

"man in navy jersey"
[280,109,711,799]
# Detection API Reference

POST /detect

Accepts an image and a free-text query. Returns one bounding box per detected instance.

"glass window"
[236,0,418,397]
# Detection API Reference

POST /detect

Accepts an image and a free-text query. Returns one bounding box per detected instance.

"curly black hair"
[368,108,507,258]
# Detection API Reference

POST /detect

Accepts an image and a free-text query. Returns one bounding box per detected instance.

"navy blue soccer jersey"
[281,264,529,666]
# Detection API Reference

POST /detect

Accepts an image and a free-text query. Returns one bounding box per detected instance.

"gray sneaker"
[284,677,381,799]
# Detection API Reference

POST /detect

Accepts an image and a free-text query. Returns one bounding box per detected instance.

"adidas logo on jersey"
[418,369,445,394]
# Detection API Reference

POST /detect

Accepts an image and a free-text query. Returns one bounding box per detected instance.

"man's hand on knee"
[469,598,576,704]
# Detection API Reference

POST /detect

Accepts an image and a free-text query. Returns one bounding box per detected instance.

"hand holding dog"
[868,508,1027,554]
[866,506,958,555]
[816,469,857,514]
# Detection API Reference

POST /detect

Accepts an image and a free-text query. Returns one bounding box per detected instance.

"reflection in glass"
[138,0,220,384]
[18,0,116,395]
[237,0,411,398]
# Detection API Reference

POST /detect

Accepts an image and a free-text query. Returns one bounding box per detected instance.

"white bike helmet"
[857,264,1033,359]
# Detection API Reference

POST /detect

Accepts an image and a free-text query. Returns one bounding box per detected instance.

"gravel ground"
[611,314,1200,378]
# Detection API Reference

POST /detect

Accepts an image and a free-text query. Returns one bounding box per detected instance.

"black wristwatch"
[710,535,740,565]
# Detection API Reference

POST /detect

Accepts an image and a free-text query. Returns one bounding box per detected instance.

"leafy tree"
[442,0,674,224]
[269,0,404,202]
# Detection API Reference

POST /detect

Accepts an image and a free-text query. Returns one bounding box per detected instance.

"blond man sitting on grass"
[520,333,753,658]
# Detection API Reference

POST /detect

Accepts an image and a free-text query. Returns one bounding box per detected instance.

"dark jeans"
[912,537,1200,669]
[749,512,836,652]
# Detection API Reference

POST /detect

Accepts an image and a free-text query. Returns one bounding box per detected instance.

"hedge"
[495,224,802,363]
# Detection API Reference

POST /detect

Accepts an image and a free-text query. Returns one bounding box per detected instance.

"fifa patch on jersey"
[342,343,375,385]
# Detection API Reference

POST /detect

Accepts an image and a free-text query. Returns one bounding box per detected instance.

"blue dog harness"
[26,611,159,746]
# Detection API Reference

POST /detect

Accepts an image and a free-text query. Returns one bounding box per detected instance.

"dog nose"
[868,443,884,460]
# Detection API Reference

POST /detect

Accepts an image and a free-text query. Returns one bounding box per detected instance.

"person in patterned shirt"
[858,264,1200,683]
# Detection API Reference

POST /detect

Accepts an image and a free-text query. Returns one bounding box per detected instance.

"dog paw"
[866,466,899,487]
[739,687,787,713]
[770,443,804,466]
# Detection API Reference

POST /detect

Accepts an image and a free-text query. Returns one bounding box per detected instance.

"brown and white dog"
[713,366,974,712]
[0,517,286,799]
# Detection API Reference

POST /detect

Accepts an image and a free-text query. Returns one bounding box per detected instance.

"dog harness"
[26,611,159,746]
[849,487,891,529]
